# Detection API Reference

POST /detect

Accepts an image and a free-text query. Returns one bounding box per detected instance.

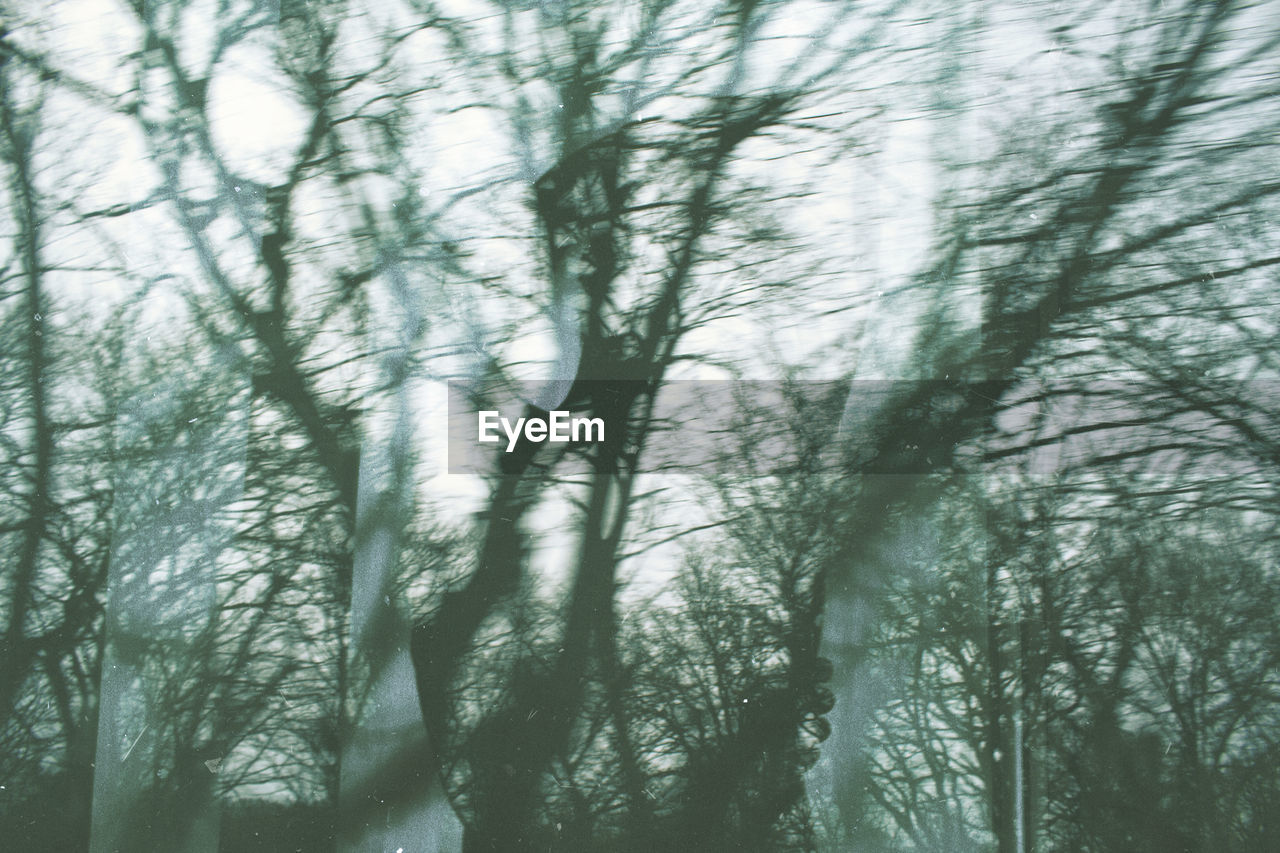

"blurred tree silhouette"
[858,477,1280,852]
[0,32,116,848]
[815,1,1280,846]
[0,0,1277,850]
[399,1,887,849]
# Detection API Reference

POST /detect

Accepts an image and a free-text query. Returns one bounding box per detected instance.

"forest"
[1,0,1278,850]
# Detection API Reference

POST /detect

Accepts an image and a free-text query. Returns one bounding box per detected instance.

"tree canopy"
[1,0,1278,850]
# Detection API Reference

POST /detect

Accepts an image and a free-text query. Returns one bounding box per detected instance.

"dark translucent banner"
[447,379,1279,478]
